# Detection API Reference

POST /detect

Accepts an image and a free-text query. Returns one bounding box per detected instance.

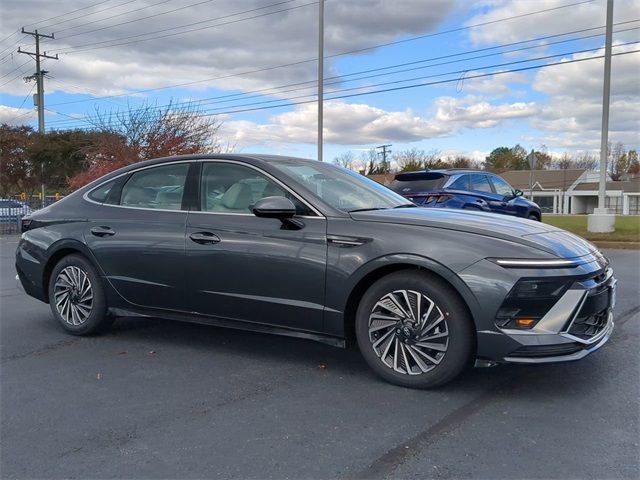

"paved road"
[1,235,638,479]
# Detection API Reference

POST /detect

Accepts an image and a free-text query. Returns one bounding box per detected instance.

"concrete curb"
[591,240,640,250]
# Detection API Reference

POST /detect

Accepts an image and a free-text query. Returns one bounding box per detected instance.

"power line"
[38,0,139,31]
[23,0,115,29]
[52,0,307,54]
[0,59,31,80]
[53,0,590,55]
[57,0,222,39]
[48,12,638,108]
[6,83,36,124]
[46,22,639,114]
[45,47,640,130]
[142,24,639,114]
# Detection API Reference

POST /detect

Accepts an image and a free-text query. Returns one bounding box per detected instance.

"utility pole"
[376,144,392,173]
[317,0,324,162]
[588,0,615,233]
[18,28,58,208]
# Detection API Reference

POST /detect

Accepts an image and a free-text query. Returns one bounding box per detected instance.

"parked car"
[0,199,32,219]
[16,155,615,388]
[390,169,542,220]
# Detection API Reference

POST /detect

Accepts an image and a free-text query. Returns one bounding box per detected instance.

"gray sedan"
[16,154,616,388]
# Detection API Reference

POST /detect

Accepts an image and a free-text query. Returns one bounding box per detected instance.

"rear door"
[468,173,498,211]
[84,161,193,310]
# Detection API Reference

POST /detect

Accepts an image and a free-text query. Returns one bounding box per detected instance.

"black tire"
[355,271,474,389]
[48,254,112,335]
[528,213,540,221]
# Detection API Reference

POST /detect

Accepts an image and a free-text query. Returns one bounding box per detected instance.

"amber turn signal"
[515,318,537,328]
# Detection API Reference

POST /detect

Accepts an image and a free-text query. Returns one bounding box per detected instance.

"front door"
[185,161,327,333]
[84,162,192,310]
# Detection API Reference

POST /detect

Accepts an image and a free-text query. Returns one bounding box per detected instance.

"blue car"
[390,169,542,221]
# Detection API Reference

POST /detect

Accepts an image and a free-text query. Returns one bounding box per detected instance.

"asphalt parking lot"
[1,234,638,479]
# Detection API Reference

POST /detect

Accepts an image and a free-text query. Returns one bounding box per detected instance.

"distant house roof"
[501,169,586,190]
[573,178,640,193]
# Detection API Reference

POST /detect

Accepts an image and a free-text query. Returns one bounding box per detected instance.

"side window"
[490,176,514,197]
[469,174,493,193]
[448,175,469,191]
[200,162,312,215]
[120,163,189,210]
[88,179,116,203]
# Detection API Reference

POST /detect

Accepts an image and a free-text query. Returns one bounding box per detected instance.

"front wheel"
[528,213,540,221]
[48,254,112,335]
[355,271,474,388]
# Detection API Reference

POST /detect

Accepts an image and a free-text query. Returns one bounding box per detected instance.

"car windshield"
[270,160,410,212]
[389,172,448,194]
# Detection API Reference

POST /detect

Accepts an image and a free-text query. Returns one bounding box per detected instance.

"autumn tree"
[0,124,38,196]
[69,101,226,188]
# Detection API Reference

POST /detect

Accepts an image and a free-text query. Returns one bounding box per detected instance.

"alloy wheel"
[368,289,449,375]
[53,266,94,326]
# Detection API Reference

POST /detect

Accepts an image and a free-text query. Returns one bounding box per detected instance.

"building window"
[605,196,623,215]
[629,196,640,215]
[533,196,554,213]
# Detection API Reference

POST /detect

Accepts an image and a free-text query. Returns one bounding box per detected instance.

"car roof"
[396,168,484,177]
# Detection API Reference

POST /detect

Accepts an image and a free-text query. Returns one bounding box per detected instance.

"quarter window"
[469,174,493,193]
[200,162,312,215]
[88,179,116,203]
[120,163,189,210]
[448,175,470,191]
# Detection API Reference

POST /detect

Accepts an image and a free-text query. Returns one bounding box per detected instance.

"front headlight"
[491,258,580,268]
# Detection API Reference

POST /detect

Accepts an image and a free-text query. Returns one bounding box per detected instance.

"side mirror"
[514,189,524,197]
[252,196,296,219]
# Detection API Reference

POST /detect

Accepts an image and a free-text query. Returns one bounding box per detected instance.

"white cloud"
[0,105,36,124]
[467,0,639,47]
[530,43,640,149]
[0,0,457,96]
[222,97,541,147]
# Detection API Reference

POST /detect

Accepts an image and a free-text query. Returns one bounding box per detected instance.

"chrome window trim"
[82,158,325,218]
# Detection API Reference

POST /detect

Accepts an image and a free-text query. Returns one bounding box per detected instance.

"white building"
[501,170,639,215]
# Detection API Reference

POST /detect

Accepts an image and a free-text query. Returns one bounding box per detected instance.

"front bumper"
[498,271,616,364]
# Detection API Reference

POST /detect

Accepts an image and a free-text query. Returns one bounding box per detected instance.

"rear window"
[389,172,447,195]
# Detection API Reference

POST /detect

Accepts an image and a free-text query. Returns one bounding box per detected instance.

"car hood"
[350,208,596,259]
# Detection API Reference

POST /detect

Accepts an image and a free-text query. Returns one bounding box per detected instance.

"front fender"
[323,252,482,337]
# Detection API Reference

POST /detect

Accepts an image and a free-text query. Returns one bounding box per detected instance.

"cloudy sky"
[0,0,638,161]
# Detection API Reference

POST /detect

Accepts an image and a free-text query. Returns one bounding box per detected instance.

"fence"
[0,195,65,235]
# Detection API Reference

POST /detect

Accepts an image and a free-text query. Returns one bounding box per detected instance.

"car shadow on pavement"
[100,315,614,396]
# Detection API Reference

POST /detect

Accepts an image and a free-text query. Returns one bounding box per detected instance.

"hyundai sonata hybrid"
[16,154,616,388]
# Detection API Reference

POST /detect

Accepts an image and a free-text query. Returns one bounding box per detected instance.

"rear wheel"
[355,271,474,388]
[48,254,112,335]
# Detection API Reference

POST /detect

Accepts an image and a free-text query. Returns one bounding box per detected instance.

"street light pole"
[588,0,615,233]
[317,0,324,162]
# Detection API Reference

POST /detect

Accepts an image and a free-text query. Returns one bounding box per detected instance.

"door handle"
[90,226,115,237]
[189,232,220,245]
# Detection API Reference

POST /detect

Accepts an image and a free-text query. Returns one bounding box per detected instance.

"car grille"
[567,309,609,340]
[565,269,614,341]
